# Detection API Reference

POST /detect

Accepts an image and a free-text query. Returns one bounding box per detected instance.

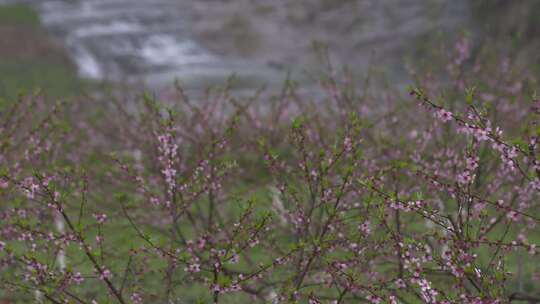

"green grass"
[0,4,40,27]
[0,4,86,101]
[0,61,84,100]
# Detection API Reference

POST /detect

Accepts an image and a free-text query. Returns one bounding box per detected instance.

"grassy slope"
[0,4,84,101]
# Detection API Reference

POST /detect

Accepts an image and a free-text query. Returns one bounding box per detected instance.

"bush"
[0,36,539,304]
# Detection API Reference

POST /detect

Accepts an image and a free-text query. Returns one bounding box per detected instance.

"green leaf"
[465,86,476,105]
[291,116,305,130]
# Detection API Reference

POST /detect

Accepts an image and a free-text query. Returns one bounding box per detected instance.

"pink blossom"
[72,272,84,285]
[130,292,143,304]
[435,109,453,123]
[358,221,371,235]
[529,244,537,255]
[93,213,108,224]
[99,268,112,280]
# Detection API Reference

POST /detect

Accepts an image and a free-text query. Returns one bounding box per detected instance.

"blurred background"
[0,0,538,99]
[0,2,539,303]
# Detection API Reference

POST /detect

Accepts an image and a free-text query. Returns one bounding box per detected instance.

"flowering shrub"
[0,37,539,303]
